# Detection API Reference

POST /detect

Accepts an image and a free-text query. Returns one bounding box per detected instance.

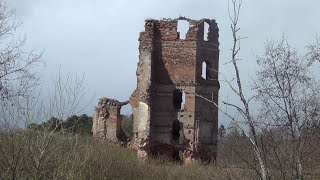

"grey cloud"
[7,0,320,120]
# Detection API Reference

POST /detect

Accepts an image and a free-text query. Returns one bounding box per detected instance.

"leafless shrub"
[0,68,90,179]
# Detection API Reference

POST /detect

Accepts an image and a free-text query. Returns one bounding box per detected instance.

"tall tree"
[254,36,320,179]
[195,1,269,178]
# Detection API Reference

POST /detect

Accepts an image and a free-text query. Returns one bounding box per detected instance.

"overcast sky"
[8,0,320,124]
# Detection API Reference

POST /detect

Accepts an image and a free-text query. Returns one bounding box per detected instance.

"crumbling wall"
[92,97,129,143]
[92,17,220,164]
[130,17,220,164]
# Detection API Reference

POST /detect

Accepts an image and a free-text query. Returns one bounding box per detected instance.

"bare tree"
[190,0,269,179]
[221,1,268,179]
[0,69,90,179]
[0,0,43,103]
[254,35,320,179]
[306,36,320,63]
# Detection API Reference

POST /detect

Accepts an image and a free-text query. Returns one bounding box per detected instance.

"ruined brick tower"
[130,17,220,164]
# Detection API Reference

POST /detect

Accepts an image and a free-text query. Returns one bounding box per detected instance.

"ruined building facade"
[130,17,220,163]
[92,98,129,143]
[92,17,220,164]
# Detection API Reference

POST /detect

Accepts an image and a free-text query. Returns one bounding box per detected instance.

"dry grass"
[0,131,260,180]
[2,131,320,179]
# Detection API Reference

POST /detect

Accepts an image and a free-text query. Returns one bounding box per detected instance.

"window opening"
[173,89,182,109]
[204,22,209,41]
[120,104,133,139]
[177,20,189,40]
[181,91,186,109]
[201,61,207,79]
[173,90,186,110]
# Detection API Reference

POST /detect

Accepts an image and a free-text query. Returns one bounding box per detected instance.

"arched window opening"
[204,22,209,41]
[201,61,207,79]
[120,104,133,139]
[120,103,132,116]
[177,20,189,40]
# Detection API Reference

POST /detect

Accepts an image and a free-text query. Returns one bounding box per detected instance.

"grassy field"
[1,131,320,179]
[0,132,259,180]
[53,137,260,180]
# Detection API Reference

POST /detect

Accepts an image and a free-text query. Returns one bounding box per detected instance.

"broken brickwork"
[92,97,129,143]
[130,17,220,164]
